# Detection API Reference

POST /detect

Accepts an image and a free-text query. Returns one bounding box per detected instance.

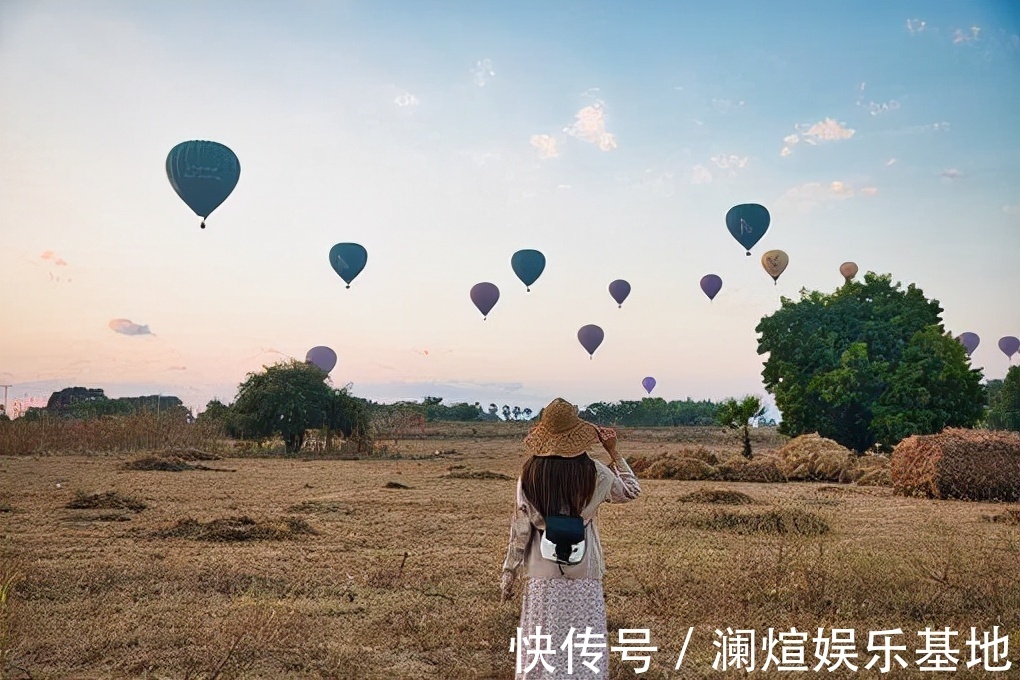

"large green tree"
[231,360,370,453]
[756,273,985,452]
[986,366,1020,432]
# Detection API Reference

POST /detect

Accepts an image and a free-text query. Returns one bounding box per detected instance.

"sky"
[1,1,1018,418]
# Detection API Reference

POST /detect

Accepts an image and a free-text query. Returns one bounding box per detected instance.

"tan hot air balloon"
[840,261,859,281]
[761,250,789,284]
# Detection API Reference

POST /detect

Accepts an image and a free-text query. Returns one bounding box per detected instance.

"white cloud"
[778,181,877,211]
[109,318,152,336]
[711,98,745,114]
[471,58,495,86]
[866,100,900,116]
[393,92,419,107]
[953,27,981,44]
[1003,204,1020,215]
[799,118,856,141]
[940,168,964,180]
[710,154,749,171]
[563,100,617,151]
[782,118,855,156]
[529,134,559,159]
[886,158,897,166]
[690,165,713,185]
[906,18,927,35]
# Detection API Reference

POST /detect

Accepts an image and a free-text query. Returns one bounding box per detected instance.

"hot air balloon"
[999,336,1020,361]
[642,377,656,394]
[609,280,631,307]
[306,346,337,374]
[328,243,368,288]
[166,141,240,229]
[761,250,789,284]
[725,203,770,256]
[470,282,500,319]
[511,249,546,292]
[957,332,980,356]
[577,325,604,359]
[700,274,723,301]
[840,262,858,282]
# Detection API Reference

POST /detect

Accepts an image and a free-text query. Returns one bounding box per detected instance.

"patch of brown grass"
[156,516,319,541]
[677,488,756,504]
[891,428,1020,501]
[4,426,1019,679]
[980,508,1020,525]
[677,507,830,536]
[0,412,226,455]
[443,470,511,480]
[286,499,354,515]
[66,490,147,512]
[122,455,235,472]
[158,447,221,461]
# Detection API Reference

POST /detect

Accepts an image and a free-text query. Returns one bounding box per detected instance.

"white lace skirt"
[515,578,608,679]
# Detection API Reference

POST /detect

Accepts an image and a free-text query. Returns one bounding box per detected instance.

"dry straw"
[891,428,1020,501]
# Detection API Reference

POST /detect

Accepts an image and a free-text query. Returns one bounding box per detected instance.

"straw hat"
[524,398,602,457]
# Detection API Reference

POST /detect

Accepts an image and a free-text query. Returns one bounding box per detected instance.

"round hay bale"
[891,428,1020,501]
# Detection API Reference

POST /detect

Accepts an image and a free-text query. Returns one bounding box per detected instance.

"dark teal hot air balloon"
[511,249,546,292]
[329,243,368,288]
[166,141,240,229]
[725,203,770,256]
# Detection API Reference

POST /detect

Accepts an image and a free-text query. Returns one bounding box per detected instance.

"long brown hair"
[521,454,597,517]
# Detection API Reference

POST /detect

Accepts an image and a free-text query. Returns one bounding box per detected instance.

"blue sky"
[1,1,1018,417]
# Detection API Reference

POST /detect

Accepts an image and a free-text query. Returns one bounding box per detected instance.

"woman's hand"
[596,426,619,461]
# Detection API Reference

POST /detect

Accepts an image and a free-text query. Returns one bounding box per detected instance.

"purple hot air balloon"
[957,332,980,356]
[470,282,500,320]
[608,279,631,307]
[577,325,604,359]
[642,377,656,394]
[306,346,337,374]
[999,336,1020,361]
[700,274,723,301]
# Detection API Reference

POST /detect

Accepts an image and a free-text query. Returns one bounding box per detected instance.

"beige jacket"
[501,456,641,580]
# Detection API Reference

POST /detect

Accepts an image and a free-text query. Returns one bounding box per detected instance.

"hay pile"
[775,434,892,485]
[776,434,854,482]
[629,452,788,482]
[716,456,788,483]
[891,428,1020,501]
[67,490,147,512]
[852,454,892,486]
[157,516,318,541]
[630,454,718,480]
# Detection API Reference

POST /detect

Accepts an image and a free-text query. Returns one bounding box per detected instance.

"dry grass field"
[2,423,1018,679]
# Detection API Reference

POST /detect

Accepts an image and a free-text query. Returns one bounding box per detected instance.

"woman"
[501,398,641,679]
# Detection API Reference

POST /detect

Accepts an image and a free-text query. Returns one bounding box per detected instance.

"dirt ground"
[2,425,1018,679]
